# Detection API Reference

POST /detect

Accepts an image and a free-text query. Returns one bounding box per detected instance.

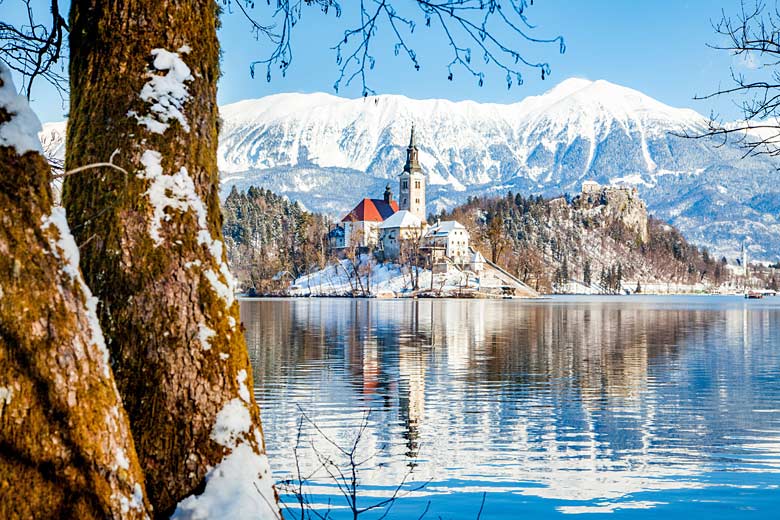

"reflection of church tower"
[398,125,426,220]
[398,346,426,462]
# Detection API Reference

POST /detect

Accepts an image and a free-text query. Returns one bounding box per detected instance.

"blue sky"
[13,1,747,123]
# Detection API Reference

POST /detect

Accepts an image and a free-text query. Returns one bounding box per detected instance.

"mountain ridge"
[40,78,780,260]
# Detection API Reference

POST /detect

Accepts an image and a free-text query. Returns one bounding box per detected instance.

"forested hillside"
[437,192,732,293]
[220,186,780,295]
[222,186,331,292]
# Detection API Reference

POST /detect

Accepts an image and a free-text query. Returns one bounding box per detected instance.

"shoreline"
[238,291,778,300]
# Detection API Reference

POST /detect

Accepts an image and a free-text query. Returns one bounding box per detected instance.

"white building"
[582,180,601,195]
[337,125,474,270]
[378,210,425,260]
[469,249,486,273]
[425,220,470,265]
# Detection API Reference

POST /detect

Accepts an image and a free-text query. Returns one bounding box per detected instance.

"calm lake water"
[242,296,780,519]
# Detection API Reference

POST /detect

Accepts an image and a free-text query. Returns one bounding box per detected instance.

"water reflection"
[243,297,780,518]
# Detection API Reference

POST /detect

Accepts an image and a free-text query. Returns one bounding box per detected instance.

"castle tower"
[399,124,426,220]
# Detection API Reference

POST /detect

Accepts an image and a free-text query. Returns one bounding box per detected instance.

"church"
[330,125,470,265]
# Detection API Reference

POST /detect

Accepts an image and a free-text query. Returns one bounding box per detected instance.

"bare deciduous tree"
[278,408,429,520]
[226,0,565,95]
[0,0,68,98]
[5,0,564,102]
[691,0,780,157]
[398,223,426,292]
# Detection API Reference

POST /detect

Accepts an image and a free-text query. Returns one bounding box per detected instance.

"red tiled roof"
[341,198,399,223]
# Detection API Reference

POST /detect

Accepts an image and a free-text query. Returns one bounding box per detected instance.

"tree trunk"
[0,65,150,519]
[63,2,278,517]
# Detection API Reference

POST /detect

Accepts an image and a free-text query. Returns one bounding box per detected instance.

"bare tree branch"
[278,406,432,519]
[0,0,68,98]
[226,0,565,96]
[690,0,780,158]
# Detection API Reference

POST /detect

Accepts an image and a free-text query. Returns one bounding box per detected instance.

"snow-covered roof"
[379,210,422,229]
[470,250,486,264]
[426,220,467,237]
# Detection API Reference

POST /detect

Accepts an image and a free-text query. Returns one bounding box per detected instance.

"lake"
[241,296,780,519]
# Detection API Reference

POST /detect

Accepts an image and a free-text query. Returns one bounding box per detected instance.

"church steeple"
[403,124,422,174]
[399,124,426,220]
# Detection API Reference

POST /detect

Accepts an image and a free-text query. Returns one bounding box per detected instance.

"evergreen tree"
[600,268,609,292]
[583,260,592,286]
[561,257,569,281]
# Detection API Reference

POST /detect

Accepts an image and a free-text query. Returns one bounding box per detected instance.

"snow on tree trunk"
[62,1,279,517]
[0,64,150,519]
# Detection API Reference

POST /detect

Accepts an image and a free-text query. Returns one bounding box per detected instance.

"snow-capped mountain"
[42,78,780,259]
[39,120,66,162]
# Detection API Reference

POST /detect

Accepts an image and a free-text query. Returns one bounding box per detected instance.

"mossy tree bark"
[63,1,278,517]
[0,66,150,519]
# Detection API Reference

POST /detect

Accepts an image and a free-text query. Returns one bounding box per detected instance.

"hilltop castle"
[575,181,649,243]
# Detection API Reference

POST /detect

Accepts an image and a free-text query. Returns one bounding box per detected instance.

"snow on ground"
[291,257,474,297]
[557,280,602,295]
[172,443,278,520]
[173,373,279,520]
[627,281,709,294]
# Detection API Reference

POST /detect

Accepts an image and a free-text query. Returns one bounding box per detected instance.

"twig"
[476,491,486,520]
[282,406,431,519]
[54,149,128,179]
[0,0,69,98]
[687,0,780,159]
[231,0,564,96]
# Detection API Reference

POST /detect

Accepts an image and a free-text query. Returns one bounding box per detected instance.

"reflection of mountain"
[242,298,780,516]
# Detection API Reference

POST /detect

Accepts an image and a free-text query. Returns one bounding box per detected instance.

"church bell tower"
[398,124,426,220]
